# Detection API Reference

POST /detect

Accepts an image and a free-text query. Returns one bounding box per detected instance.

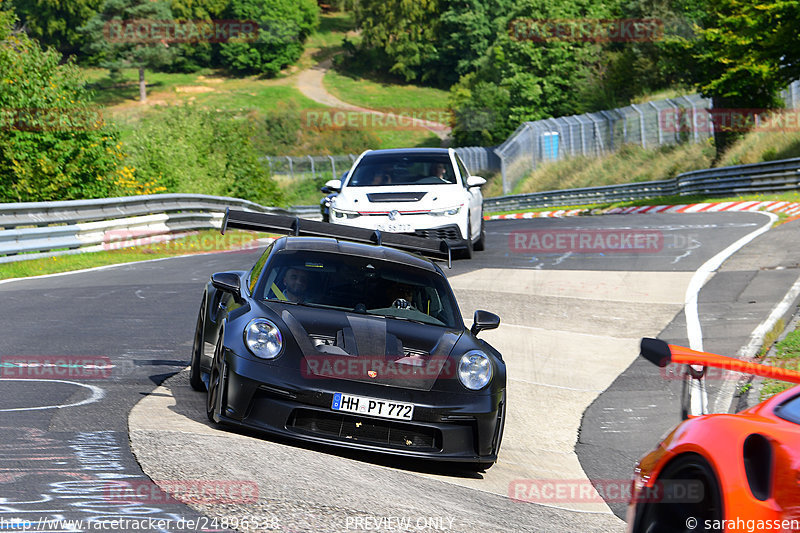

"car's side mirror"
[466,176,486,188]
[325,179,342,192]
[211,272,243,303]
[320,186,332,194]
[471,310,500,336]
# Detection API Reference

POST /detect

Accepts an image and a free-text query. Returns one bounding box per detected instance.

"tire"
[461,220,474,259]
[189,301,206,392]
[631,454,722,533]
[474,217,486,252]
[206,337,224,423]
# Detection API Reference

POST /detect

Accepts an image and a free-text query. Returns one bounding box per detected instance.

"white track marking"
[0,379,104,412]
[684,211,777,415]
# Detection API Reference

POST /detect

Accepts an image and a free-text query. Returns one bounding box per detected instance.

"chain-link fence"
[495,80,800,194]
[264,147,501,182]
[262,154,358,182]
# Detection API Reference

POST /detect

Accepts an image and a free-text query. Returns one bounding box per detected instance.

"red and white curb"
[485,201,800,220]
[485,209,589,220]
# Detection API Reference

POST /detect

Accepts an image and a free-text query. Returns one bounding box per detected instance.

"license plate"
[331,393,414,421]
[377,222,413,233]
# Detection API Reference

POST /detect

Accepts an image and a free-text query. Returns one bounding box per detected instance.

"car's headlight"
[332,208,360,219]
[431,205,462,216]
[244,318,283,359]
[458,350,492,390]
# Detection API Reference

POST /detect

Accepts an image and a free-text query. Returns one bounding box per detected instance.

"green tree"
[10,0,103,57]
[166,0,228,72]
[219,0,318,75]
[672,0,800,155]
[0,7,128,202]
[354,0,440,83]
[434,0,514,87]
[449,0,615,145]
[82,0,177,101]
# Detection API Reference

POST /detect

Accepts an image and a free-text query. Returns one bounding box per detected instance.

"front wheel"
[189,301,206,392]
[631,454,722,533]
[461,220,474,259]
[206,338,225,423]
[474,217,486,251]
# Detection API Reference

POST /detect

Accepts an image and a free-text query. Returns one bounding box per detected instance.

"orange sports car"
[627,338,800,533]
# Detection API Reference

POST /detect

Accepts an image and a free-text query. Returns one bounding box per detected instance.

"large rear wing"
[641,337,800,385]
[221,209,453,264]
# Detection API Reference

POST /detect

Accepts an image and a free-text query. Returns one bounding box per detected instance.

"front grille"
[415,225,462,240]
[289,409,441,450]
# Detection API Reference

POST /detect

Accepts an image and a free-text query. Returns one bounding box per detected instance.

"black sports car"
[190,210,506,468]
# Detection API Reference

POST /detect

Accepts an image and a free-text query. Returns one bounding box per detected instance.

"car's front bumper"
[330,212,468,242]
[216,349,505,462]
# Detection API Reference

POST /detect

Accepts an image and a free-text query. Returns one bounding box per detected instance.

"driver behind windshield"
[281,267,310,303]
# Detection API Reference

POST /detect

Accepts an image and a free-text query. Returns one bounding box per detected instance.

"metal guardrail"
[483,157,800,212]
[2,157,799,263]
[0,194,291,264]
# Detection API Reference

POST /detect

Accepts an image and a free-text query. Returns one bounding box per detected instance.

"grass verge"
[760,325,800,400]
[0,230,270,281]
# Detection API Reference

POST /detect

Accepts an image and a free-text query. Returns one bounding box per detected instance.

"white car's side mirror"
[325,179,342,191]
[466,176,486,188]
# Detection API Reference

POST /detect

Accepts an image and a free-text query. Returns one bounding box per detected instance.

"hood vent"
[367,192,427,202]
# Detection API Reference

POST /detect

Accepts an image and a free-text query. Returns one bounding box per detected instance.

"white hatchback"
[326,148,486,258]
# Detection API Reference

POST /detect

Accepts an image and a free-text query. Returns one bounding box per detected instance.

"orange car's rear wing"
[641,337,800,385]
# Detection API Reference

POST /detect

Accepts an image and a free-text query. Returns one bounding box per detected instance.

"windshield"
[256,250,460,328]
[347,153,457,187]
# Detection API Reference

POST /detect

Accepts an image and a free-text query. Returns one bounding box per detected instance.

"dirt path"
[295,59,452,142]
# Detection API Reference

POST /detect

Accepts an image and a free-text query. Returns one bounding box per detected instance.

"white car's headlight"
[458,350,492,390]
[332,208,360,219]
[244,318,283,359]
[431,205,462,216]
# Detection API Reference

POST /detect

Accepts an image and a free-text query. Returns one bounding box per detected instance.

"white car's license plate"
[331,393,414,421]
[377,222,413,233]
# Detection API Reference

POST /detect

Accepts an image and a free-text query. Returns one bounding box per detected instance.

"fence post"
[308,155,315,181]
[599,111,615,151]
[328,155,336,180]
[647,101,663,146]
[682,95,699,144]
[286,156,294,179]
[631,104,646,149]
[265,156,273,175]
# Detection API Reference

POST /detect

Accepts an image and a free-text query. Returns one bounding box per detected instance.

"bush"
[125,105,284,206]
[0,9,129,202]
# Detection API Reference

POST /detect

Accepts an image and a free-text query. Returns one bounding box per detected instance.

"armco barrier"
[483,157,800,212]
[0,194,292,264]
[3,157,799,263]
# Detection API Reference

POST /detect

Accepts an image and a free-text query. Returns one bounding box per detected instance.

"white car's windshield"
[347,154,457,187]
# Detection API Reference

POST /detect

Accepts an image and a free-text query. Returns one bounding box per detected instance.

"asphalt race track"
[2,211,798,533]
